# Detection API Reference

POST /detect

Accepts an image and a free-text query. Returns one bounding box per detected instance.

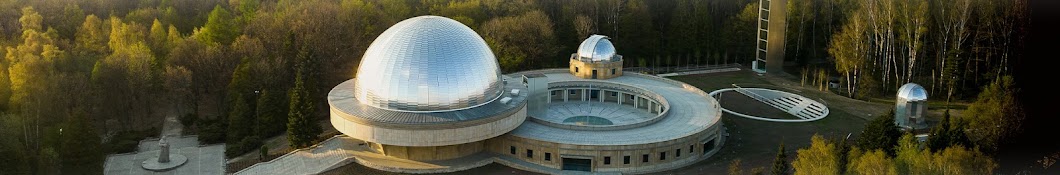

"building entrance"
[562,157,592,171]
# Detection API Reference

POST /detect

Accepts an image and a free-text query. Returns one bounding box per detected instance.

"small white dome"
[576,35,619,62]
[897,83,928,101]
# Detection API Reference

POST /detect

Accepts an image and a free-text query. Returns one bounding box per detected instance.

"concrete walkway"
[160,114,183,138]
[236,135,624,175]
[657,67,742,77]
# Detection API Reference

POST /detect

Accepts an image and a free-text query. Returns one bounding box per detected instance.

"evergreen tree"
[226,94,254,144]
[927,110,953,151]
[287,45,321,149]
[927,110,971,151]
[856,110,901,155]
[59,112,103,174]
[225,57,256,150]
[772,143,789,175]
[255,89,288,136]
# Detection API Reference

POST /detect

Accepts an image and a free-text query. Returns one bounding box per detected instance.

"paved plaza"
[103,136,225,175]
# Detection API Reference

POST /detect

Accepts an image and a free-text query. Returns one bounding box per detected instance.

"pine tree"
[927,110,953,151]
[227,94,254,144]
[59,111,103,174]
[226,58,256,151]
[287,46,321,149]
[255,89,288,136]
[928,110,972,151]
[856,110,901,155]
[772,143,789,175]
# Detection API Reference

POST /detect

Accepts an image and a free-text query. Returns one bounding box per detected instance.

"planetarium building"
[322,16,723,174]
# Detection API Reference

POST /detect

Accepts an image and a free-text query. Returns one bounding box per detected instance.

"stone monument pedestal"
[141,137,188,171]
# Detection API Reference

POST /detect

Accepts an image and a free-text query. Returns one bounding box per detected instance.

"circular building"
[329,16,528,161]
[896,83,928,130]
[353,15,504,112]
[569,35,624,79]
[328,16,723,174]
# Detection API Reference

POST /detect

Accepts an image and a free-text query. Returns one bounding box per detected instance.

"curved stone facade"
[330,103,526,147]
[329,76,529,147]
[493,69,725,174]
[489,124,723,173]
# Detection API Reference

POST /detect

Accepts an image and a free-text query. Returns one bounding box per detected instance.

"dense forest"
[0,0,1028,174]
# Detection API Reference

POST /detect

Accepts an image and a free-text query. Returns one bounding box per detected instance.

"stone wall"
[569,59,624,80]
[485,124,724,173]
[374,141,485,161]
[330,105,527,147]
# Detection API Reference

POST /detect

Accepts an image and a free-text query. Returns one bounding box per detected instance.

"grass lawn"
[661,69,874,174]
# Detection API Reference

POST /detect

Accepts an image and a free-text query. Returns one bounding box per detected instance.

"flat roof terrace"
[506,69,722,146]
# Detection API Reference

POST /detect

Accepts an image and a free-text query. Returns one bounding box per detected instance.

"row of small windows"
[551,90,635,100]
[513,146,554,161]
[511,139,717,166]
[573,67,618,75]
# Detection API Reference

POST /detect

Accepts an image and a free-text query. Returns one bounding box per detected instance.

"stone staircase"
[730,85,829,121]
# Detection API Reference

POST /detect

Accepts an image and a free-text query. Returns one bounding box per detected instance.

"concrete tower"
[752,0,787,74]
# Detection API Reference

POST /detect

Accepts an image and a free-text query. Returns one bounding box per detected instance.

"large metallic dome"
[576,35,619,62]
[354,16,502,112]
[897,83,928,101]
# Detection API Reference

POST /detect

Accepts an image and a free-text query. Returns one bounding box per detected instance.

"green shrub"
[224,135,262,158]
[180,113,197,128]
[197,119,227,144]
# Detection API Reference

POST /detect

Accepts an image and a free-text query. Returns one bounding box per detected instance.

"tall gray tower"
[523,74,548,118]
[752,0,787,74]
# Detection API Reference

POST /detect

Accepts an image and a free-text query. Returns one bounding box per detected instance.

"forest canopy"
[0,0,1026,174]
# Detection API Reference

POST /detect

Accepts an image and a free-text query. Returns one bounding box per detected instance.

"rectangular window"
[551,91,556,96]
[611,68,616,75]
[660,152,667,160]
[642,154,649,163]
[510,146,516,155]
[604,157,611,165]
[909,102,919,116]
[611,92,617,97]
[704,140,716,155]
[527,149,533,158]
[545,153,551,161]
[677,149,682,157]
[570,90,577,95]
[690,145,694,153]
[630,95,635,100]
[623,156,631,164]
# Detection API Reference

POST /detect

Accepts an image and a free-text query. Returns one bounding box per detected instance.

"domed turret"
[576,35,619,62]
[354,16,503,112]
[896,83,928,129]
[570,35,624,79]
